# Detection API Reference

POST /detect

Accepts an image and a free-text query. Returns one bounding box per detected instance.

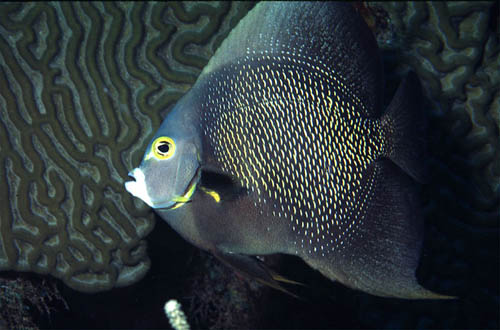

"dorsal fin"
[201,2,384,116]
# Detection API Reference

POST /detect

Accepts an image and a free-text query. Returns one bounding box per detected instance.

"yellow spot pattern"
[201,51,386,256]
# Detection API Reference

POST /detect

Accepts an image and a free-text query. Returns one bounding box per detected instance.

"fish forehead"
[200,53,387,255]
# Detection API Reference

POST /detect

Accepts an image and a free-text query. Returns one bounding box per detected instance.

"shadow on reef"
[0,271,68,329]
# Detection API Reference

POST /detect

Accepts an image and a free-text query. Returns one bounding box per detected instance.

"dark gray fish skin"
[133,2,450,299]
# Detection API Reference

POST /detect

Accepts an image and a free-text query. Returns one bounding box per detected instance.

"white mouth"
[124,168,154,207]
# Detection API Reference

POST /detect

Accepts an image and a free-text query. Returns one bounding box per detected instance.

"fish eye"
[152,136,176,160]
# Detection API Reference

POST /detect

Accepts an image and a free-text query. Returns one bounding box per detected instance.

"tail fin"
[381,72,429,183]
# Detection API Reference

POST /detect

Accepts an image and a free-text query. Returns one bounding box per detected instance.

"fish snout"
[124,168,154,207]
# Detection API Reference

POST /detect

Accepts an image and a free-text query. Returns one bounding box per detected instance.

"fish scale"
[200,53,383,255]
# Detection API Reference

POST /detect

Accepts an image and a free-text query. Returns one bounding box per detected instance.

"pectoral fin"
[199,169,248,202]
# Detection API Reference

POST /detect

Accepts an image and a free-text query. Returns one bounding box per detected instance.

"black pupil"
[158,142,170,154]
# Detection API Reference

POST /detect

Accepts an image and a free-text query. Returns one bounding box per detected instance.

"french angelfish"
[125,2,448,299]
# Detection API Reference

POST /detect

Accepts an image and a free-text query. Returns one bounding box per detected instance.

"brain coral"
[370,1,499,200]
[0,2,254,292]
[368,1,499,237]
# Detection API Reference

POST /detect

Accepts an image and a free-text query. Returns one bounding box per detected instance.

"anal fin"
[332,159,455,299]
[212,251,303,299]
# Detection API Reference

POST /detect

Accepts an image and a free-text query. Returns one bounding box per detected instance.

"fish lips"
[124,168,158,208]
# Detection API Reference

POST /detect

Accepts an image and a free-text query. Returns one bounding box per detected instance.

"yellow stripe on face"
[171,176,198,209]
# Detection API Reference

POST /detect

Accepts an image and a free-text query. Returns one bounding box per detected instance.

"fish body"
[125,2,446,299]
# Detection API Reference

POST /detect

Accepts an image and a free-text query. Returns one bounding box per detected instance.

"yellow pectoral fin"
[200,187,221,203]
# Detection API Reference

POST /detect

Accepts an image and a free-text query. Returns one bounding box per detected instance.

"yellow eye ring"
[151,136,175,160]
